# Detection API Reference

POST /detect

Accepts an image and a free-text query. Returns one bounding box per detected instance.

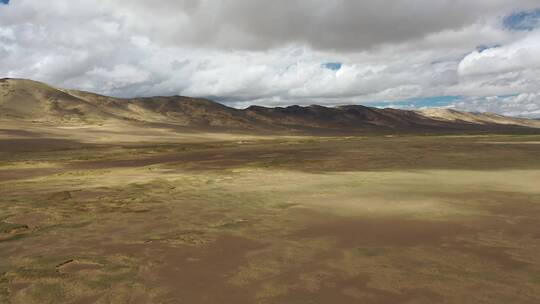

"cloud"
[453,30,540,101]
[458,31,540,77]
[0,0,540,117]
[450,93,540,118]
[105,0,539,51]
[371,96,463,110]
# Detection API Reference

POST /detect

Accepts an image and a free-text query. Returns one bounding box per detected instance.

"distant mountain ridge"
[1,78,539,134]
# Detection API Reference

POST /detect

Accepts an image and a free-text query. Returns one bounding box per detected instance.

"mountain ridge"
[1,78,539,134]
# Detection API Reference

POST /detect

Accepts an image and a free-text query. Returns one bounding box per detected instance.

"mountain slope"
[0,78,115,123]
[417,108,540,128]
[1,78,539,133]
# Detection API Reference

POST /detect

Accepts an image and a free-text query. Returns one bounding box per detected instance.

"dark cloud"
[114,0,540,51]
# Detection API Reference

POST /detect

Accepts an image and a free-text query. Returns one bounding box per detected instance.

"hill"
[1,78,539,134]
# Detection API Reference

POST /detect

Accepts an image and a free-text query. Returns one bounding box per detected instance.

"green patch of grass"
[530,275,540,285]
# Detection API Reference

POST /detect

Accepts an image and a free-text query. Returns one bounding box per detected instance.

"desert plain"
[1,120,540,304]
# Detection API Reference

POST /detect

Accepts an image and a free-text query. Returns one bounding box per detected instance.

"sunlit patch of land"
[1,128,540,303]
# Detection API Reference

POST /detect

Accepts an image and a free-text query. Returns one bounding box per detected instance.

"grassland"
[1,130,540,303]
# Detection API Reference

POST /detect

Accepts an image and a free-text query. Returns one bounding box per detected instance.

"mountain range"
[1,78,539,134]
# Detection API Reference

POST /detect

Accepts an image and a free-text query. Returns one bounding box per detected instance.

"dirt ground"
[1,128,540,303]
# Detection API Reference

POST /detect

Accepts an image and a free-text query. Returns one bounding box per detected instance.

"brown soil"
[292,209,473,247]
[102,235,265,303]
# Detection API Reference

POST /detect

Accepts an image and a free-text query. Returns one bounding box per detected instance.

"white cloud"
[458,31,540,77]
[450,93,540,118]
[86,65,150,92]
[0,0,540,117]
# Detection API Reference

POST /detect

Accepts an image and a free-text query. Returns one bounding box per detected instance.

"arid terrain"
[2,79,540,303]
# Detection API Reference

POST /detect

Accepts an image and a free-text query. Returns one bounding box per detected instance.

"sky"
[1,1,540,117]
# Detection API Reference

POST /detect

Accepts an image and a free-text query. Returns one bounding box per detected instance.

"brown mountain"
[1,78,539,134]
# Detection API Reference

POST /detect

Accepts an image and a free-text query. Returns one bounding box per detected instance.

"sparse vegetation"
[2,131,540,303]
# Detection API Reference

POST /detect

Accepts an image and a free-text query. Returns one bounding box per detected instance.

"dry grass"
[1,129,540,303]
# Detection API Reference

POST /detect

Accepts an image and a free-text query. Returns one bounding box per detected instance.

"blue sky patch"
[321,62,342,71]
[0,0,9,4]
[371,96,462,109]
[503,8,540,31]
